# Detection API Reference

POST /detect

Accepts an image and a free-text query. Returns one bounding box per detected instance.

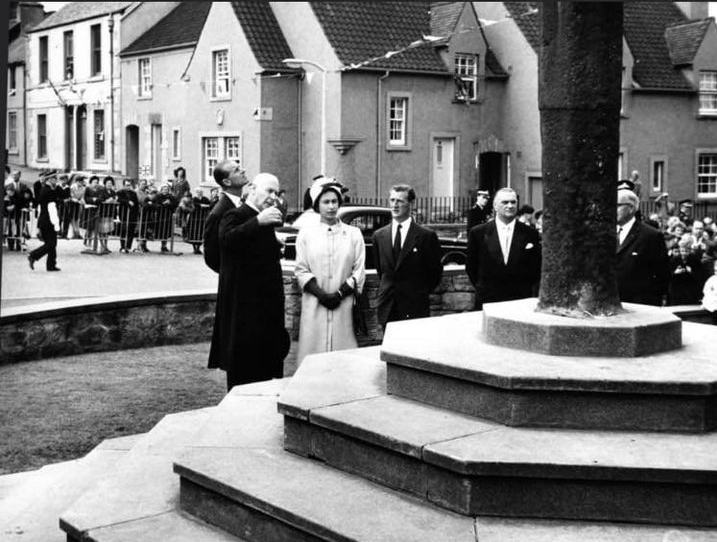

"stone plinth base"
[482,298,682,357]
[381,312,717,432]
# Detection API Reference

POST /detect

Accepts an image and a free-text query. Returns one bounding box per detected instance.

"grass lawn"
[0,342,226,475]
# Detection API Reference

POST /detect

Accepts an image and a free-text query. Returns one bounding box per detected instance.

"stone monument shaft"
[537,2,624,317]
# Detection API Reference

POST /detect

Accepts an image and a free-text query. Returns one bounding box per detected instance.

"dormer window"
[454,53,478,101]
[699,71,717,116]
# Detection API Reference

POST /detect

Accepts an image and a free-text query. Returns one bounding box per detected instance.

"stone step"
[278,349,717,526]
[381,311,717,432]
[175,355,716,541]
[58,406,242,542]
[0,434,142,541]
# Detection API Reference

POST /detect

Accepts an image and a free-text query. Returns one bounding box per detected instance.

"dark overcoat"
[372,221,442,327]
[616,220,670,306]
[203,193,235,273]
[207,203,289,384]
[466,219,541,309]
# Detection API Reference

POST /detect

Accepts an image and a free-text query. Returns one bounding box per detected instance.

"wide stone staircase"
[4,303,717,541]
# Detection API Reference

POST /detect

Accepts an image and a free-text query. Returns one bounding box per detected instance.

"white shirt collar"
[224,191,242,208]
[244,199,260,213]
[619,216,636,234]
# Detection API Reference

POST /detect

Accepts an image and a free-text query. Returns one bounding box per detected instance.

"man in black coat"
[209,173,289,390]
[372,184,443,329]
[466,187,541,310]
[203,160,248,273]
[28,173,61,271]
[615,188,669,306]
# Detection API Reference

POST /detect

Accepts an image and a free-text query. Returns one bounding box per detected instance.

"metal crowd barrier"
[3,208,33,252]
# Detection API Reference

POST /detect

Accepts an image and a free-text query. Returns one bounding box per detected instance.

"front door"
[65,107,74,170]
[432,138,454,199]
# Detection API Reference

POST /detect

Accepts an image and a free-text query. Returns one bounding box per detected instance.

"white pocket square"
[631,252,639,256]
[525,243,534,249]
[412,247,418,252]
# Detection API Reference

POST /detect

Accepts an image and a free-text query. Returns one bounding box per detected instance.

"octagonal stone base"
[482,298,682,357]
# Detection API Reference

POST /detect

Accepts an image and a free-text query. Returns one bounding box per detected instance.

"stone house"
[6,1,47,168]
[118,1,301,201]
[24,2,135,173]
[117,1,508,210]
[474,2,717,209]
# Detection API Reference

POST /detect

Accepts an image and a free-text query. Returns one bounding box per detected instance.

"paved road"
[1,238,220,309]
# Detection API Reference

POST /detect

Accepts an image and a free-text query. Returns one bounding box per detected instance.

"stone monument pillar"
[537,2,624,317]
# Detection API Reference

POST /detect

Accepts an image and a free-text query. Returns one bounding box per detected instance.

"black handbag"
[352,277,368,336]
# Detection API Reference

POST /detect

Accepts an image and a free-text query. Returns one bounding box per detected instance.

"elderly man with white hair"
[209,173,290,390]
[615,188,670,306]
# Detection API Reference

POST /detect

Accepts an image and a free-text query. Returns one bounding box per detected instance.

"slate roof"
[29,2,133,32]
[503,2,540,51]
[624,2,691,90]
[665,18,712,66]
[120,2,211,57]
[503,2,692,91]
[230,2,298,72]
[8,35,27,64]
[430,2,464,39]
[310,2,448,74]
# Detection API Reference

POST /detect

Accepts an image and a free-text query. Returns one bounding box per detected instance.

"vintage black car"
[276,206,467,269]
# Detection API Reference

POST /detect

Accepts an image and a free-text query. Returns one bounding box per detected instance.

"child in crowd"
[702,259,717,325]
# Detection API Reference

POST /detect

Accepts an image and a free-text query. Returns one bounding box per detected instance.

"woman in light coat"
[295,178,365,365]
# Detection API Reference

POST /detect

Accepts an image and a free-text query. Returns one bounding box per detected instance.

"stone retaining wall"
[2,267,709,364]
[0,267,475,364]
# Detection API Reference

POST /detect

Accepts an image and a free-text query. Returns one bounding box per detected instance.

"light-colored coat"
[295,221,366,365]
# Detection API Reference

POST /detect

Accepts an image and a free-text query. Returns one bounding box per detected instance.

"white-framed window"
[697,153,717,198]
[212,48,230,99]
[201,134,242,182]
[90,24,102,76]
[94,109,105,160]
[37,114,47,159]
[650,157,667,193]
[388,94,411,148]
[9,65,16,92]
[699,71,717,115]
[454,53,478,101]
[172,127,181,160]
[39,36,48,83]
[63,30,73,80]
[8,112,17,150]
[225,137,240,161]
[138,58,152,98]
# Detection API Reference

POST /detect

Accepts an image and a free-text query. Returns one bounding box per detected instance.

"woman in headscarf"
[294,177,366,365]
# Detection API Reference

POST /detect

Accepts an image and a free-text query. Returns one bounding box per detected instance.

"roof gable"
[230,2,297,72]
[310,2,448,74]
[29,2,133,32]
[665,18,712,66]
[120,2,211,56]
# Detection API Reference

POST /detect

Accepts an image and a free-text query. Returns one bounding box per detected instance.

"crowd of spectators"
[2,167,222,255]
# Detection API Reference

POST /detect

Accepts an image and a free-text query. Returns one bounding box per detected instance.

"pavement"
[1,238,220,309]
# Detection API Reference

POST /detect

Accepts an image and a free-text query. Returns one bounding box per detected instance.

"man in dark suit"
[28,172,62,272]
[209,173,290,390]
[372,184,442,329]
[466,189,491,236]
[466,187,541,310]
[615,188,669,306]
[202,160,248,273]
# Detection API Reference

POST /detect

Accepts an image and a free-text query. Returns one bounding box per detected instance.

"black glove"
[304,278,341,310]
[337,282,354,299]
